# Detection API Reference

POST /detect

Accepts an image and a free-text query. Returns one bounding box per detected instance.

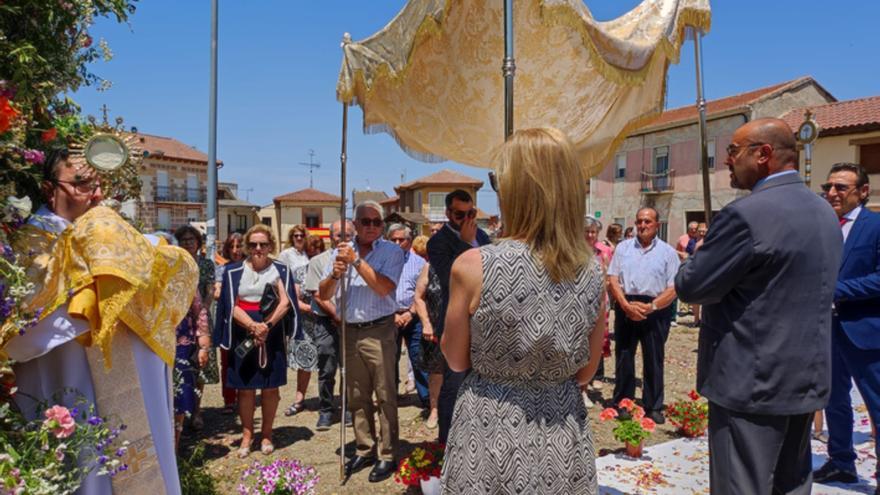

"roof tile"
[274,188,342,203]
[780,95,880,136]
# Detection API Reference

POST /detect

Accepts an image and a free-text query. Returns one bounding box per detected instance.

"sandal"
[237,446,250,459]
[425,416,438,429]
[260,441,275,456]
[284,402,305,417]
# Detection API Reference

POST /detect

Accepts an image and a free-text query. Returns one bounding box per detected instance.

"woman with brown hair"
[441,128,605,493]
[214,224,299,457]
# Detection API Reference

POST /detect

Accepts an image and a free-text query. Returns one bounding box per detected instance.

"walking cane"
[338,101,349,483]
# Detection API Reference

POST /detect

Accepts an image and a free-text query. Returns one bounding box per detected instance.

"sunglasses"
[390,237,407,244]
[820,182,857,193]
[292,234,305,239]
[247,241,270,249]
[451,208,477,221]
[725,142,765,158]
[358,218,383,227]
[488,171,499,192]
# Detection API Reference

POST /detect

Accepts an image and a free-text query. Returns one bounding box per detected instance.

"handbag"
[234,283,281,364]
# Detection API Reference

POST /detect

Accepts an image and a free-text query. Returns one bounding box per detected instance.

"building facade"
[272,188,342,250]
[218,182,260,238]
[590,77,835,242]
[132,133,217,232]
[393,169,484,234]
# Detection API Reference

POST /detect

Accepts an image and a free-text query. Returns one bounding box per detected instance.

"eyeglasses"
[247,241,270,249]
[726,142,768,158]
[358,218,383,227]
[821,182,857,193]
[292,234,305,239]
[451,208,476,221]
[488,171,499,192]
[54,178,101,194]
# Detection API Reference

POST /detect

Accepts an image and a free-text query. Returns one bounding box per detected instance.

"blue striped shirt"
[608,236,680,298]
[395,250,426,311]
[324,237,406,323]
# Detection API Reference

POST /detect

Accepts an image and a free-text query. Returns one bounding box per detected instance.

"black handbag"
[234,283,280,361]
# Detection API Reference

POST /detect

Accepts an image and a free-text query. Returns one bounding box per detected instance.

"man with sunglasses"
[319,201,405,482]
[426,189,490,444]
[676,119,842,495]
[813,163,880,492]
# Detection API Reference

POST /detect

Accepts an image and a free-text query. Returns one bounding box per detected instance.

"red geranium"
[0,96,19,134]
[41,127,58,143]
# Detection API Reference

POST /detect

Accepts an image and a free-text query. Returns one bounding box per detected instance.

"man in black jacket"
[676,119,842,495]
[427,189,491,443]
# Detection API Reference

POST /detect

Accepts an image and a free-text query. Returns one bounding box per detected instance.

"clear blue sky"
[73,1,878,215]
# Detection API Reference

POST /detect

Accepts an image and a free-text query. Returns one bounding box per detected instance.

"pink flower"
[640,417,656,432]
[599,408,619,421]
[618,398,635,411]
[43,405,76,438]
[631,406,645,420]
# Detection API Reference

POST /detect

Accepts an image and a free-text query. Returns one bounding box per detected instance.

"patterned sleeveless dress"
[441,240,604,494]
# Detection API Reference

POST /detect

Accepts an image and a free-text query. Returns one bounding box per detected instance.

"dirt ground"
[187,314,700,494]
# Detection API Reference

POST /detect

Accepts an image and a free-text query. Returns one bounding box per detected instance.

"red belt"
[236,299,260,311]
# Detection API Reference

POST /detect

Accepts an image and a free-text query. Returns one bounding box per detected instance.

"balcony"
[425,206,447,222]
[640,169,675,194]
[155,186,206,203]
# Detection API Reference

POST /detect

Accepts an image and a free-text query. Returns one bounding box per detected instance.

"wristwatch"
[650,301,658,312]
[352,257,363,269]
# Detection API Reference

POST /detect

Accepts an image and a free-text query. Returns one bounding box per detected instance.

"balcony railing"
[640,169,675,194]
[155,186,206,203]
[425,207,447,222]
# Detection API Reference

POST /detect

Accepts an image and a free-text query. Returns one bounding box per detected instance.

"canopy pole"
[338,102,349,483]
[503,0,515,140]
[694,28,712,225]
[206,0,218,259]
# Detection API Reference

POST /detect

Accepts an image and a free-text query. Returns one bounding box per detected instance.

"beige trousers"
[345,318,399,461]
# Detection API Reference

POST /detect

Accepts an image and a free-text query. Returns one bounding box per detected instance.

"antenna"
[298,149,321,188]
[241,187,254,202]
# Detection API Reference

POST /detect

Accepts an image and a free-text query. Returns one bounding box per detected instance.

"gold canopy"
[337,0,711,177]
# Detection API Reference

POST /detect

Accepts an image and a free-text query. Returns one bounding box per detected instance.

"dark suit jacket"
[426,224,491,335]
[675,173,842,415]
[835,207,880,350]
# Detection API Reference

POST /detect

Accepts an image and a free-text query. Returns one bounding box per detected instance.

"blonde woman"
[214,224,298,457]
[441,128,606,494]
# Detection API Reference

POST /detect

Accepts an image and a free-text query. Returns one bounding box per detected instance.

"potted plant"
[665,389,709,438]
[599,398,656,458]
[395,441,444,495]
[238,458,319,495]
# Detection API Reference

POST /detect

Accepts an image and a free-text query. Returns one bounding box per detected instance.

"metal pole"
[693,29,712,225]
[338,102,349,483]
[206,0,219,259]
[503,0,515,140]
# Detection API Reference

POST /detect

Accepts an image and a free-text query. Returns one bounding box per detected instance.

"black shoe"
[812,461,858,484]
[368,460,397,483]
[649,410,665,425]
[344,410,353,427]
[315,412,332,431]
[344,455,375,477]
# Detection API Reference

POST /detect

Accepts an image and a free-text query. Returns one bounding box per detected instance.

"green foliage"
[177,444,219,495]
[0,0,137,205]
[611,419,652,446]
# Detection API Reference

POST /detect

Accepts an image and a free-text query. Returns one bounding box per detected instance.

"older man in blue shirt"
[607,207,680,424]
[319,201,405,483]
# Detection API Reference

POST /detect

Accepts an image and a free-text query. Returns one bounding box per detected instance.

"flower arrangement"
[395,441,445,487]
[0,397,129,494]
[237,458,319,495]
[599,398,656,454]
[665,389,709,438]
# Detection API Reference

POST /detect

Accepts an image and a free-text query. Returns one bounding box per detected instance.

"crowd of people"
[8,118,879,494]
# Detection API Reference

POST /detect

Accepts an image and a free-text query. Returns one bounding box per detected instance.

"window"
[707,139,716,169]
[861,143,880,174]
[304,208,320,228]
[261,217,272,228]
[157,208,171,230]
[186,174,199,202]
[615,153,626,180]
[427,192,446,221]
[658,219,669,243]
[653,146,670,191]
[186,209,200,222]
[236,214,249,231]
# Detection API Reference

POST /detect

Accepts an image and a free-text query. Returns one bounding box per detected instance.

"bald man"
[676,119,843,495]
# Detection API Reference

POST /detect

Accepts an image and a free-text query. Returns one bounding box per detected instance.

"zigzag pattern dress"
[441,240,603,494]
